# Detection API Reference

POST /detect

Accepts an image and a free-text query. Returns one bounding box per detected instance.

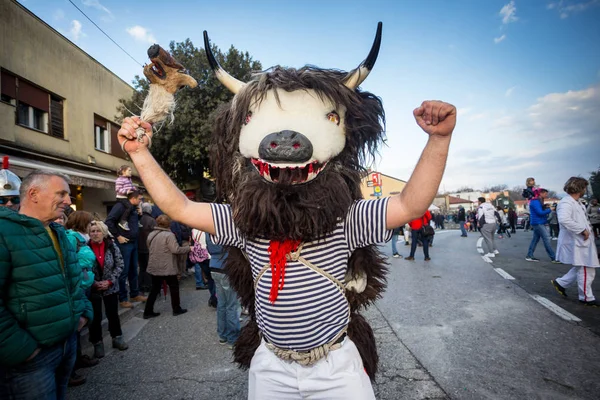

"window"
[17,101,48,132]
[2,69,62,137]
[95,123,109,152]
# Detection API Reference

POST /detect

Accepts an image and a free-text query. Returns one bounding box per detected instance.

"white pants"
[248,338,375,400]
[556,266,596,301]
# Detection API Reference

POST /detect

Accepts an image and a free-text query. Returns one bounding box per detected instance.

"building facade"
[360,171,407,199]
[0,0,136,218]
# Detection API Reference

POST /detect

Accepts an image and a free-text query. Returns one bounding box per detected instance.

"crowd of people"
[0,161,241,397]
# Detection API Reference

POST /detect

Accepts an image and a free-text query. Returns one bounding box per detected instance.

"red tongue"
[267,239,301,303]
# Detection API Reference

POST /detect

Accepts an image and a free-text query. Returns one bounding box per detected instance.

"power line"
[67,0,144,67]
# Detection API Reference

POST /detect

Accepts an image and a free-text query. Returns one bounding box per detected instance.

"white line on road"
[530,295,582,322]
[494,268,515,280]
[482,256,493,263]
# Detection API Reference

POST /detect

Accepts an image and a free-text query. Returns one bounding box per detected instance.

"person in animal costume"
[118,23,456,400]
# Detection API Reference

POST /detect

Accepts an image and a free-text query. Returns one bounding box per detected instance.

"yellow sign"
[374,186,381,193]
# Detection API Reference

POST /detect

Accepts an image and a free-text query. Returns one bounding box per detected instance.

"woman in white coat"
[551,177,599,306]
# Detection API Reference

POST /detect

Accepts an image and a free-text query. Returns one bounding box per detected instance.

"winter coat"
[548,210,558,225]
[105,201,140,241]
[138,212,157,254]
[0,208,94,366]
[457,208,466,222]
[529,198,551,226]
[90,239,124,296]
[147,227,190,276]
[556,195,599,267]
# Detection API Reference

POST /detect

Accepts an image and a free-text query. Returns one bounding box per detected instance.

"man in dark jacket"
[0,170,93,400]
[105,190,147,308]
[526,189,558,263]
[457,205,467,237]
[138,203,157,293]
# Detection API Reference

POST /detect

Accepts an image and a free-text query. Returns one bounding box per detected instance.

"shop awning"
[3,154,115,190]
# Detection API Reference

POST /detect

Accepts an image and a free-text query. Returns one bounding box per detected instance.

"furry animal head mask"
[206,23,386,241]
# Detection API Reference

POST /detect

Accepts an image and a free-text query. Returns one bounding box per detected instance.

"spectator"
[477,197,498,258]
[0,170,93,399]
[496,206,507,238]
[105,190,147,308]
[65,211,98,387]
[206,234,241,348]
[138,203,157,294]
[552,177,599,306]
[190,229,218,307]
[457,205,467,237]
[391,226,403,257]
[88,220,129,358]
[525,189,559,263]
[548,203,560,240]
[405,211,433,261]
[0,156,21,211]
[144,215,190,319]
[508,207,517,234]
[114,165,137,231]
[587,198,600,239]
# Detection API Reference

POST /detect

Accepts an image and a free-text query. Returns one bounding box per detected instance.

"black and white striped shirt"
[210,198,391,352]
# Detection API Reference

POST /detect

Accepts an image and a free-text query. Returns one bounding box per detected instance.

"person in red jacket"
[406,210,433,261]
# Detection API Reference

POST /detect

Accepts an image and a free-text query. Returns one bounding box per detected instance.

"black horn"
[203,31,245,94]
[343,22,383,90]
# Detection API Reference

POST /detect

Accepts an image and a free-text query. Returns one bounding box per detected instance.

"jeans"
[213,272,241,345]
[89,293,122,343]
[459,222,467,236]
[527,224,556,260]
[391,233,399,254]
[0,332,77,400]
[194,260,217,298]
[409,230,430,258]
[145,275,181,313]
[118,242,139,302]
[549,224,560,238]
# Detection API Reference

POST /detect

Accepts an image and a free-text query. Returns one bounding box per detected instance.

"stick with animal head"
[122,44,198,151]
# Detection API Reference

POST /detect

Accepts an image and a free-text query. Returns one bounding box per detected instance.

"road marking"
[477,248,485,254]
[530,295,582,322]
[494,268,515,280]
[482,256,493,263]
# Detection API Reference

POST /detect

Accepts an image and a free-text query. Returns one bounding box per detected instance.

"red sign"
[372,172,382,186]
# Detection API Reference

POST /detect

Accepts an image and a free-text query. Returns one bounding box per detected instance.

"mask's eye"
[327,111,340,126]
[244,111,253,125]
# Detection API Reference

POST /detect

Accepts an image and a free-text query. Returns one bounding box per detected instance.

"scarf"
[91,241,106,270]
[267,239,301,303]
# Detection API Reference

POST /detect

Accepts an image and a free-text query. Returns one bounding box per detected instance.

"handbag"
[189,231,209,263]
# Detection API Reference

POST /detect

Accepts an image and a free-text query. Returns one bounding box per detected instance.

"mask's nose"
[258,130,313,163]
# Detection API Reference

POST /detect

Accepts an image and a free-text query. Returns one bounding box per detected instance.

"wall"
[0,0,134,173]
[360,172,407,199]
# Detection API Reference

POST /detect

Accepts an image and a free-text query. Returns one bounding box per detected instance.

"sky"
[17,0,600,194]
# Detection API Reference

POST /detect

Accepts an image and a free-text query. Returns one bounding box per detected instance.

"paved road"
[381,230,600,399]
[69,278,447,400]
[69,230,600,400]
[485,230,600,336]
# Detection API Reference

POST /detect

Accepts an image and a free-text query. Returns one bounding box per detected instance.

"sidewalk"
[70,276,447,400]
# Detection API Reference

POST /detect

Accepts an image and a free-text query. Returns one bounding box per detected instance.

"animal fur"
[211,66,388,381]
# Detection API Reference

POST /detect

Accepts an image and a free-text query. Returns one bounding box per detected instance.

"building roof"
[448,195,473,204]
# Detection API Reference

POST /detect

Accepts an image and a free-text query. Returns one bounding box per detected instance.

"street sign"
[372,172,382,186]
[374,185,382,197]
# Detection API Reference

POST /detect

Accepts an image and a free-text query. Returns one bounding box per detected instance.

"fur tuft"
[232,319,261,369]
[140,84,175,124]
[348,313,379,381]
[345,246,389,312]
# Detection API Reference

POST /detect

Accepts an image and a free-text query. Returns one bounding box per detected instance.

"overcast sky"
[19,0,600,194]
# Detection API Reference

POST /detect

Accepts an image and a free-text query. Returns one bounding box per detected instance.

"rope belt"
[254,244,351,366]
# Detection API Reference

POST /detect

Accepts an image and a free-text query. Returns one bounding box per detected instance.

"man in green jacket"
[0,170,93,400]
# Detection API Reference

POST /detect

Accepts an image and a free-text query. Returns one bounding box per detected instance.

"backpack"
[420,217,435,238]
[66,230,96,290]
[189,231,209,263]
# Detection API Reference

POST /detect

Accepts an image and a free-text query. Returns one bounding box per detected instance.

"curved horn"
[203,31,245,94]
[343,22,383,90]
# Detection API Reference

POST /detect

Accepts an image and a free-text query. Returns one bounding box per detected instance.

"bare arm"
[118,117,215,234]
[386,101,455,229]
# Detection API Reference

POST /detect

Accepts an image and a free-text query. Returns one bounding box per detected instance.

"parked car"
[517,213,529,229]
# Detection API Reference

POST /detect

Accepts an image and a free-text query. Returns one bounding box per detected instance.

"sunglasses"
[0,196,20,205]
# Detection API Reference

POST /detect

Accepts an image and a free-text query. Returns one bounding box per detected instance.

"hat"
[0,156,21,197]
